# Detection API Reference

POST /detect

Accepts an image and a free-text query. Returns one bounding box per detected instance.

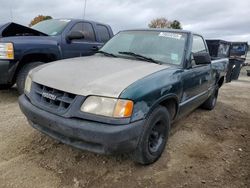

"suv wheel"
[16,62,44,94]
[132,106,170,165]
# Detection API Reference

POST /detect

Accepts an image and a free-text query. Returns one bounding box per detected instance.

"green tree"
[29,15,52,27]
[170,20,182,29]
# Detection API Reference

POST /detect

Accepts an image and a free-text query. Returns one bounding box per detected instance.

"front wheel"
[16,62,44,94]
[132,106,171,165]
[0,84,14,90]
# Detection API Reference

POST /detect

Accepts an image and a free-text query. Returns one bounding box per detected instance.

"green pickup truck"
[19,29,228,165]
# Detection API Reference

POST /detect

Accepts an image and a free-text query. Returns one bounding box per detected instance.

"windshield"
[101,30,187,65]
[31,19,71,36]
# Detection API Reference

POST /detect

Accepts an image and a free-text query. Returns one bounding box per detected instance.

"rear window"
[218,44,230,57]
[97,25,110,43]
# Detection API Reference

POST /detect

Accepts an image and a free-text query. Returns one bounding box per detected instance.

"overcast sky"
[0,0,249,42]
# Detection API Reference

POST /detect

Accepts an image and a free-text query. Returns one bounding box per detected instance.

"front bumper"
[0,60,11,84]
[18,95,145,154]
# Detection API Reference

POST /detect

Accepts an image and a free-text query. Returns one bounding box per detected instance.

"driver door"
[179,35,212,115]
[61,22,101,59]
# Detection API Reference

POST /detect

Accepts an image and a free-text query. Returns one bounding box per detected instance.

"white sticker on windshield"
[158,32,182,39]
[51,32,58,35]
[59,19,71,22]
[171,53,179,61]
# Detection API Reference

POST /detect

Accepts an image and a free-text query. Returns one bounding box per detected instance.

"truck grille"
[31,83,76,114]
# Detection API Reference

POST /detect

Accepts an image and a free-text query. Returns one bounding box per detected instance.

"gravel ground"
[0,70,249,188]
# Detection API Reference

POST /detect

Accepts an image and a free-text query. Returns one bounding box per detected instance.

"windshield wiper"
[118,51,161,64]
[96,50,117,57]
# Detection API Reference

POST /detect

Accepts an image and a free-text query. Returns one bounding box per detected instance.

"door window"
[192,35,207,53]
[191,35,207,66]
[70,22,96,42]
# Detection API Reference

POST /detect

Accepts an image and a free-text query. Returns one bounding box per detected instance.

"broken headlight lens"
[0,43,14,60]
[80,96,134,118]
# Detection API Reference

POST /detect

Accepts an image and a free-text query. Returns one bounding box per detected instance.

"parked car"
[228,42,249,80]
[206,40,249,82]
[0,19,113,93]
[19,29,228,165]
[206,40,231,59]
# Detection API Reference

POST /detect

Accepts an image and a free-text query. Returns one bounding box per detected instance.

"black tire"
[201,88,219,110]
[132,106,171,165]
[0,84,14,90]
[16,62,44,94]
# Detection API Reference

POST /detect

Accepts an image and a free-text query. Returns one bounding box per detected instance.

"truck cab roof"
[53,18,112,26]
[122,28,193,34]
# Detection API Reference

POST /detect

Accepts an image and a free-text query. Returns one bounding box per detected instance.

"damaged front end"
[0,22,48,38]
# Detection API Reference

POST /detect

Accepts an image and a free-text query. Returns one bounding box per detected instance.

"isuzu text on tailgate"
[19,29,228,165]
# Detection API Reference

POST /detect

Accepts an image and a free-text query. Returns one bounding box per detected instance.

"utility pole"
[83,0,87,19]
[10,3,13,21]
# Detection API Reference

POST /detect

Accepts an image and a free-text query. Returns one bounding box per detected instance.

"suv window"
[97,24,110,43]
[191,35,207,66]
[70,22,95,42]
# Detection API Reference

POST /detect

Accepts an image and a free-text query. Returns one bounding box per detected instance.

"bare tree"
[148,17,182,29]
[148,17,171,28]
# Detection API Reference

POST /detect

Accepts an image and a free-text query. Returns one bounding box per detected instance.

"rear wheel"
[16,62,44,94]
[132,106,170,165]
[247,70,250,77]
[201,88,218,110]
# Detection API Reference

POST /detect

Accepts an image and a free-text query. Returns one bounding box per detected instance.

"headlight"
[0,43,14,60]
[24,75,32,93]
[81,96,134,118]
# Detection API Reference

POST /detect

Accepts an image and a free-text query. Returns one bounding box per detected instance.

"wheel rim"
[148,120,165,154]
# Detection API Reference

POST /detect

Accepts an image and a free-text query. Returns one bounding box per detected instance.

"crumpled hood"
[0,22,47,38]
[31,55,170,98]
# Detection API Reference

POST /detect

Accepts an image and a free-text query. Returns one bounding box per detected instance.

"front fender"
[146,93,179,119]
[119,68,183,122]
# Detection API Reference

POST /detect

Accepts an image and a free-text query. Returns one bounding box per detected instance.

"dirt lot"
[0,70,250,188]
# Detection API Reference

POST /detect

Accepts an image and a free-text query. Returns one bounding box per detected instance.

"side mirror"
[193,52,211,65]
[66,31,84,42]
